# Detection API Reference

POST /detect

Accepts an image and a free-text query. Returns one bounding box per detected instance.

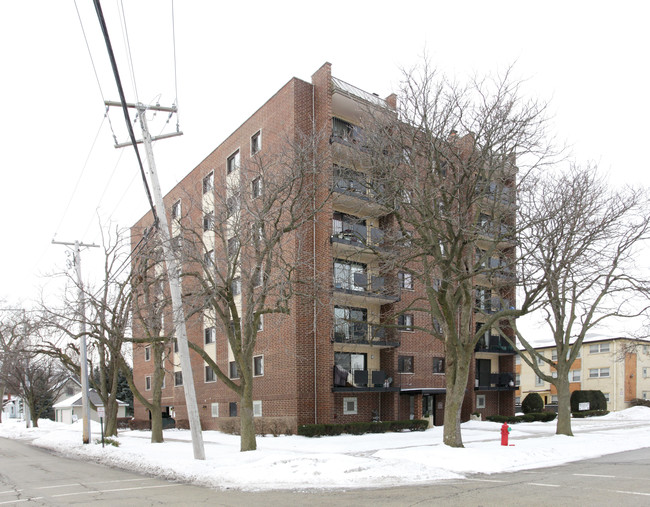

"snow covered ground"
[1,407,650,492]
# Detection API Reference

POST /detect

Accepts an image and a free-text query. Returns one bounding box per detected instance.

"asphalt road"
[1,437,649,506]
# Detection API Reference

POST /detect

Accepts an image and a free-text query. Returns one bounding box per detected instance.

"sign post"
[97,406,105,447]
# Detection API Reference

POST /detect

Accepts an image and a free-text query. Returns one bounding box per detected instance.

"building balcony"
[332,167,389,217]
[475,334,516,354]
[475,297,513,316]
[333,273,400,306]
[332,323,399,348]
[331,226,386,262]
[475,372,517,391]
[332,366,399,392]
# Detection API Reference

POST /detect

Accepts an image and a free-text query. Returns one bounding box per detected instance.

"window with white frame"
[476,394,486,409]
[551,349,558,361]
[603,392,610,403]
[253,355,264,376]
[569,370,581,382]
[171,200,181,220]
[202,171,214,194]
[537,355,544,366]
[251,131,261,155]
[551,395,558,404]
[203,211,214,231]
[229,361,239,379]
[256,314,263,332]
[515,355,521,365]
[252,176,262,199]
[589,367,610,378]
[231,277,241,296]
[174,371,183,386]
[144,345,151,361]
[398,314,414,332]
[205,365,216,383]
[398,271,413,290]
[589,343,610,354]
[211,403,219,418]
[204,326,216,344]
[643,367,648,378]
[161,375,165,389]
[643,392,649,400]
[432,357,445,374]
[145,376,151,391]
[227,150,240,174]
[515,373,521,385]
[343,397,358,415]
[535,375,544,386]
[253,400,262,417]
[515,396,521,405]
[552,371,558,378]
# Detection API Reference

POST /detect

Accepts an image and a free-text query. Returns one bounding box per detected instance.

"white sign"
[97,407,105,417]
[578,402,590,411]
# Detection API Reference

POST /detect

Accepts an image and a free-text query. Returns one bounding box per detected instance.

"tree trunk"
[442,347,471,448]
[239,371,257,452]
[0,385,4,423]
[104,397,119,437]
[151,407,164,443]
[555,375,573,436]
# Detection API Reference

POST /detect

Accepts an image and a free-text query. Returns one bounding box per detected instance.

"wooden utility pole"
[51,239,99,444]
[106,100,205,460]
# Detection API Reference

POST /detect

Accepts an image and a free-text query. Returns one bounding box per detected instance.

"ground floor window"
[174,371,183,386]
[229,402,237,417]
[211,403,219,418]
[476,394,486,409]
[253,400,262,417]
[343,397,358,415]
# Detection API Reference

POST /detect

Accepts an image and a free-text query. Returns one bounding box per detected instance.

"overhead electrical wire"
[118,0,140,104]
[92,0,158,227]
[171,0,180,131]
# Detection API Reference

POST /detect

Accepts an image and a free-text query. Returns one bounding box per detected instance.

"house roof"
[53,389,128,409]
[520,334,650,351]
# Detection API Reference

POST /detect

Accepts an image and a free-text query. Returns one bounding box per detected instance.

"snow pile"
[1,407,649,491]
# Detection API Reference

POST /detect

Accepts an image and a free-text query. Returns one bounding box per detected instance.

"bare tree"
[514,164,650,436]
[175,130,329,452]
[0,315,68,428]
[361,61,554,447]
[128,234,174,443]
[0,307,28,423]
[39,228,133,436]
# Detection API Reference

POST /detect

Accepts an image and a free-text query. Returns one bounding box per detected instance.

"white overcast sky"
[1,1,649,339]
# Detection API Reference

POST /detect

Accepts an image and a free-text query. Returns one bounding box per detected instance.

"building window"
[227,150,240,174]
[552,371,558,378]
[204,326,216,344]
[433,357,445,374]
[398,314,414,332]
[515,373,521,385]
[333,259,367,292]
[535,375,544,386]
[335,352,366,374]
[161,376,166,389]
[253,400,262,417]
[173,339,178,353]
[589,343,610,354]
[398,355,414,373]
[551,395,558,404]
[643,367,648,378]
[174,371,183,386]
[398,271,413,290]
[203,211,214,231]
[334,306,368,342]
[229,361,239,379]
[202,172,214,194]
[256,314,263,332]
[343,397,358,415]
[515,396,521,405]
[144,345,151,361]
[211,403,219,418]
[251,131,261,155]
[643,392,649,400]
[226,193,240,218]
[171,200,181,220]
[551,349,558,361]
[227,237,239,259]
[204,249,214,268]
[589,367,609,378]
[145,376,151,391]
[603,392,610,403]
[205,365,216,383]
[253,355,264,376]
[537,355,544,366]
[569,370,581,382]
[476,394,486,409]
[252,176,263,199]
[229,402,237,417]
[231,277,241,296]
[515,354,521,365]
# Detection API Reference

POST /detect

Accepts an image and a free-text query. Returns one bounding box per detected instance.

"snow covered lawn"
[1,407,649,491]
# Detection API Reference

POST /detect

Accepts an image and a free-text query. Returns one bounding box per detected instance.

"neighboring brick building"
[131,63,518,432]
[516,335,650,411]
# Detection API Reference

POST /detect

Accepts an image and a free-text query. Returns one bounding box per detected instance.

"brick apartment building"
[131,63,518,431]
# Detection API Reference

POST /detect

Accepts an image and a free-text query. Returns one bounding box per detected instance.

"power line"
[92,0,158,227]
[118,0,140,104]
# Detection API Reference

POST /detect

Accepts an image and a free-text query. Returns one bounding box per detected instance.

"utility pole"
[105,100,205,460]
[52,239,98,444]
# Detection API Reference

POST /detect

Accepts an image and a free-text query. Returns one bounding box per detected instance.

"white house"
[2,393,23,420]
[53,389,129,424]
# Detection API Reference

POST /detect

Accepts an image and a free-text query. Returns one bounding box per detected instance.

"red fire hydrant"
[501,422,511,446]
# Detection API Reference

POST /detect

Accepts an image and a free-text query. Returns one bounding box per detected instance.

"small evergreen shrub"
[570,390,607,412]
[629,398,650,408]
[297,419,427,437]
[521,393,544,414]
[486,412,556,424]
[128,419,151,430]
[94,437,120,447]
[571,409,609,418]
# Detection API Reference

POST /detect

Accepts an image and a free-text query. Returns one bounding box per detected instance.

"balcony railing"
[333,366,396,390]
[475,335,516,354]
[331,225,386,249]
[333,272,400,305]
[332,323,399,346]
[476,372,517,390]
